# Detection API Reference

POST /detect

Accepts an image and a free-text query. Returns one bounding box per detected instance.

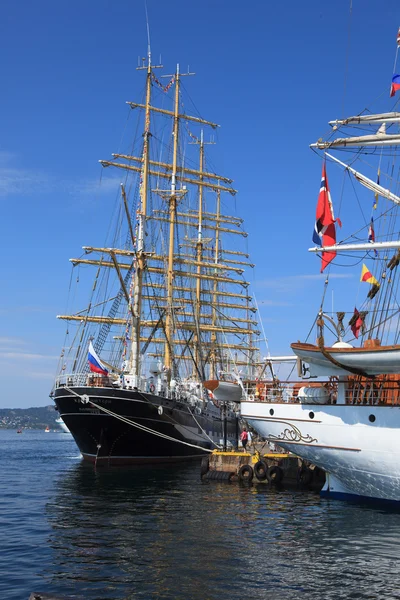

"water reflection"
[44,462,400,599]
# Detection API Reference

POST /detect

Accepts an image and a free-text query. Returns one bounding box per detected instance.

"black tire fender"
[238,464,254,483]
[200,457,209,477]
[266,465,284,484]
[254,460,268,481]
[298,466,313,485]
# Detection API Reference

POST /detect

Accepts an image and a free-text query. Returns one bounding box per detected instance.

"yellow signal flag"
[360,264,379,286]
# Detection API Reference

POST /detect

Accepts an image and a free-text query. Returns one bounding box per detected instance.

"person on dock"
[240,429,249,451]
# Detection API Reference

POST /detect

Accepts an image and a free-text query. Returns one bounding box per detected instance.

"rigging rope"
[63,386,215,453]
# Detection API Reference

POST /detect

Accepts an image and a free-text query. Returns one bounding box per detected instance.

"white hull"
[241,401,400,502]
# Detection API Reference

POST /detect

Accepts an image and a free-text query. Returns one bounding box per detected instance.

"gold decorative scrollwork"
[269,422,317,444]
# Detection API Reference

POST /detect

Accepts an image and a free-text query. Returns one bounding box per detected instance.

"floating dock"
[201,449,325,490]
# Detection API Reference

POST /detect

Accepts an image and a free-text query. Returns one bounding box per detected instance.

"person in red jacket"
[240,429,248,451]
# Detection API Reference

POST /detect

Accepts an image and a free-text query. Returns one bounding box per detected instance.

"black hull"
[54,386,237,466]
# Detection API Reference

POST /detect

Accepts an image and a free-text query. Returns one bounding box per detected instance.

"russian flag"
[390,74,400,97]
[88,342,108,376]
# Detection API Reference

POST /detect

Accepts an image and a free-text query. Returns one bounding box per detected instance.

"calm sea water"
[1,430,400,600]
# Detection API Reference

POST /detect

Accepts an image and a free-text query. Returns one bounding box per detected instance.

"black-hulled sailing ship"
[51,50,260,465]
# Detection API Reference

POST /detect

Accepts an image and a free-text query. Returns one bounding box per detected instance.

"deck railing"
[244,381,400,406]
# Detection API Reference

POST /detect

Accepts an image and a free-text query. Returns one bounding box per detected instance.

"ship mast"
[194,130,204,375]
[210,188,221,379]
[129,49,154,384]
[164,64,182,374]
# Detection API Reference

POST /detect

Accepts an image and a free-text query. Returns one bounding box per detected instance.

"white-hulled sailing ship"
[51,50,260,466]
[241,28,400,503]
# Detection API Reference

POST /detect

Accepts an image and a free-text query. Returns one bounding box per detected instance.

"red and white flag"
[350,308,363,339]
[312,163,341,272]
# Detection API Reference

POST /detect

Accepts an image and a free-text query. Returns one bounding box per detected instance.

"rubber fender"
[200,456,209,477]
[254,460,268,481]
[238,464,254,483]
[312,466,326,483]
[266,465,284,484]
[298,466,313,485]
[203,470,235,482]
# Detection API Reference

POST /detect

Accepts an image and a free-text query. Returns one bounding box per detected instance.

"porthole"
[309,411,315,419]
[369,414,376,423]
[269,408,274,416]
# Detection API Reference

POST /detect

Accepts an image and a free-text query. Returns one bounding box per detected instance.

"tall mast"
[210,188,221,379]
[164,64,182,373]
[129,47,156,383]
[194,130,205,374]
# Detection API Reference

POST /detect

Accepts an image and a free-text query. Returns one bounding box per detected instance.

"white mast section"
[309,241,400,253]
[325,152,400,206]
[329,112,400,126]
[311,133,400,149]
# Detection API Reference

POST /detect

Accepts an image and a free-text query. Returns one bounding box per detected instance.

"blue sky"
[1,0,399,408]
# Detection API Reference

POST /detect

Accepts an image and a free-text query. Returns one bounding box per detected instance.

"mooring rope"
[187,406,221,448]
[63,386,214,453]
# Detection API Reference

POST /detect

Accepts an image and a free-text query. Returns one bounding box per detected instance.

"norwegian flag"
[312,163,341,272]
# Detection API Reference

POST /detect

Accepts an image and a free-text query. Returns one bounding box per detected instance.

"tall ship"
[51,50,260,466]
[242,28,400,503]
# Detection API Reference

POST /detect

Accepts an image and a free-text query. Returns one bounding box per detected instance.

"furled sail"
[311,132,400,149]
[329,112,400,126]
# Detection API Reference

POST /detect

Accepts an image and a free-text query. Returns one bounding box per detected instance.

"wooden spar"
[221,249,250,258]
[181,243,250,258]
[153,209,242,226]
[56,314,259,335]
[82,247,244,273]
[99,160,237,195]
[142,282,253,301]
[70,258,249,286]
[126,101,220,129]
[142,295,257,312]
[112,153,233,184]
[83,246,136,257]
[177,252,254,268]
[141,339,259,352]
[143,254,244,274]
[151,311,258,325]
[149,215,247,236]
[147,354,261,366]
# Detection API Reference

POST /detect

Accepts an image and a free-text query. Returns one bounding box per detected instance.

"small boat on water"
[241,27,400,504]
[17,429,22,434]
[45,426,50,433]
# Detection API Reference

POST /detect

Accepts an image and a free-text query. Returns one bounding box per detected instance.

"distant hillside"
[0,405,59,429]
